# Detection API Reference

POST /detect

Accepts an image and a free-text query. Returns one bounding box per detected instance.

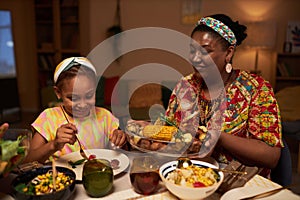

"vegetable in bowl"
[159,160,224,200]
[12,166,76,200]
[0,129,31,177]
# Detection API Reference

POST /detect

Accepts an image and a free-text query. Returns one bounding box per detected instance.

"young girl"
[25,57,127,163]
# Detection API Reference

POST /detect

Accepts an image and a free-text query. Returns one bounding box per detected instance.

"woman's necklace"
[199,71,234,126]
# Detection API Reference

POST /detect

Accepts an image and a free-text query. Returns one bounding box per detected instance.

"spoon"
[60,105,88,160]
[177,158,247,175]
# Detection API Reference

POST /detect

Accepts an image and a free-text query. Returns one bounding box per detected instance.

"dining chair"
[270,137,292,187]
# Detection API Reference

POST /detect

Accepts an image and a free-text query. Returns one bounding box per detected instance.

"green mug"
[82,158,113,197]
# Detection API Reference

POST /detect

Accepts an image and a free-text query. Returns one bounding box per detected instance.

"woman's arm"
[217,78,282,169]
[218,132,281,168]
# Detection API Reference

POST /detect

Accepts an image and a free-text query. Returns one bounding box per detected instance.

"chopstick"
[240,186,287,199]
[52,156,57,191]
[60,105,89,159]
[60,105,70,123]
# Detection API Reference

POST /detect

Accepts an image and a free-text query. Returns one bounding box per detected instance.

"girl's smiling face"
[55,74,96,118]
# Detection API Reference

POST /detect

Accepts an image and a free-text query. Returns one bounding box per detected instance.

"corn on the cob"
[142,125,177,141]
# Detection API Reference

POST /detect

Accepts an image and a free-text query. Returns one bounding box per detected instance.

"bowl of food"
[12,166,76,200]
[159,159,224,200]
[125,120,203,157]
[0,129,31,177]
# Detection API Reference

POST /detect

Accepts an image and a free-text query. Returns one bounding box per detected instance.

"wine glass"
[130,156,160,195]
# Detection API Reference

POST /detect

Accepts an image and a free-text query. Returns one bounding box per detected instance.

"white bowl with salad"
[159,159,224,200]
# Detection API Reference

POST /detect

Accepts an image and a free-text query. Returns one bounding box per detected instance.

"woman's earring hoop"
[225,63,232,74]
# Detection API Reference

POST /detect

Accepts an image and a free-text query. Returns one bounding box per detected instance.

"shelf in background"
[276,77,300,81]
[275,53,300,92]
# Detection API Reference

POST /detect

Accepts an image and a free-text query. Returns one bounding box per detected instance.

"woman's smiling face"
[189,31,228,77]
[57,74,96,118]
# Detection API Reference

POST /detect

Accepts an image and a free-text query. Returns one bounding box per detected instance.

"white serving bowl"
[159,160,224,200]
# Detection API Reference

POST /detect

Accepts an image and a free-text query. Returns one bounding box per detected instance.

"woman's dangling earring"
[225,63,232,74]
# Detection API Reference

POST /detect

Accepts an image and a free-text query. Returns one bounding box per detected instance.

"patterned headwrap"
[197,17,237,46]
[54,57,97,83]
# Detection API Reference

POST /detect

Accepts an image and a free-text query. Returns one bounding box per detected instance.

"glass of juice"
[82,158,113,197]
[130,156,160,195]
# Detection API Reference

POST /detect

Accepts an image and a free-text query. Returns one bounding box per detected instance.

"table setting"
[1,123,300,200]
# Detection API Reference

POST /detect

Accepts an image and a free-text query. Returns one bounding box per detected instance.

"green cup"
[82,158,113,197]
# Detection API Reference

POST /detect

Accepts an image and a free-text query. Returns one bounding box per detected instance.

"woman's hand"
[54,123,77,151]
[187,139,202,154]
[110,129,127,148]
[0,123,9,138]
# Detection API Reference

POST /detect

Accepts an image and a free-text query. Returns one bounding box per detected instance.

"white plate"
[0,193,13,200]
[56,149,130,181]
[220,185,300,200]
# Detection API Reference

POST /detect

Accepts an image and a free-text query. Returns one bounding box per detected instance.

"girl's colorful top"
[32,106,119,157]
[166,70,283,168]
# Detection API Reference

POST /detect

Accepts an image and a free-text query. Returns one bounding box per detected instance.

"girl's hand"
[54,123,77,151]
[109,129,127,148]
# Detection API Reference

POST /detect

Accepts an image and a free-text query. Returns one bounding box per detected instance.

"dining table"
[1,149,300,200]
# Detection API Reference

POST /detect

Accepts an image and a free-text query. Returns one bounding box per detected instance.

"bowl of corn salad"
[159,160,224,200]
[12,166,76,200]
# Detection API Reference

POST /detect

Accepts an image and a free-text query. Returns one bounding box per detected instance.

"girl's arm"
[24,123,77,163]
[24,132,57,163]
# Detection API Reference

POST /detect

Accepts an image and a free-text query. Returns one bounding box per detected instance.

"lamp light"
[244,21,276,74]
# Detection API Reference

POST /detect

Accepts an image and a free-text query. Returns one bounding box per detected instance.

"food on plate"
[68,158,86,168]
[126,120,199,154]
[198,126,207,141]
[166,164,219,188]
[110,159,120,169]
[14,170,74,195]
[68,156,120,170]
[142,125,178,141]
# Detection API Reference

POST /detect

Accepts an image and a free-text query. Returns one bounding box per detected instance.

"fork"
[60,105,88,160]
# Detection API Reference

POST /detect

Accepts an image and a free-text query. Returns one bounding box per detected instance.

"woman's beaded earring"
[225,63,232,73]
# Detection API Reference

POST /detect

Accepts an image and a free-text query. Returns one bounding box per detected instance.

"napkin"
[218,160,262,194]
[220,175,300,200]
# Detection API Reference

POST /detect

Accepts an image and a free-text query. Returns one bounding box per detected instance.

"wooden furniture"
[275,53,300,92]
[0,78,21,122]
[34,0,81,108]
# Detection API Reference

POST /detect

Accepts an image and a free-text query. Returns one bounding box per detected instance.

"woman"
[25,57,127,163]
[165,14,283,176]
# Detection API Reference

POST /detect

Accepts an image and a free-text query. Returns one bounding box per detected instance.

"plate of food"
[55,149,130,181]
[125,119,205,157]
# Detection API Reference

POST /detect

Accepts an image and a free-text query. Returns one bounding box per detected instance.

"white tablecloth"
[1,155,300,200]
